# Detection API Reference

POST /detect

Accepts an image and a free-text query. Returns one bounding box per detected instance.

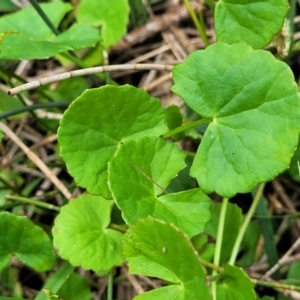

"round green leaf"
[52,194,123,272]
[108,136,211,237]
[122,217,211,300]
[76,0,129,48]
[0,212,56,272]
[58,85,167,198]
[215,0,289,49]
[172,43,300,198]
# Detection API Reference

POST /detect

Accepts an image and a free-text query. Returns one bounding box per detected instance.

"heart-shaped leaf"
[122,217,211,300]
[76,0,129,48]
[52,194,123,272]
[58,85,167,198]
[172,42,300,198]
[0,212,56,272]
[108,136,211,237]
[215,0,289,49]
[217,264,256,300]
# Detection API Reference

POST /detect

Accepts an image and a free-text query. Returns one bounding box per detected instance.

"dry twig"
[8,64,173,96]
[0,123,72,200]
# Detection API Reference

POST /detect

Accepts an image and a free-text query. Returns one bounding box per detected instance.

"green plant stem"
[162,118,211,139]
[251,278,300,292]
[229,183,265,265]
[200,258,300,292]
[6,194,60,212]
[0,101,70,120]
[27,0,60,36]
[107,270,113,300]
[61,52,89,68]
[6,79,55,131]
[109,223,128,233]
[183,0,209,47]
[180,150,196,157]
[199,258,222,273]
[212,197,229,300]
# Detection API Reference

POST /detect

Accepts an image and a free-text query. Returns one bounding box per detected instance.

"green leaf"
[34,262,74,300]
[58,85,167,198]
[108,136,211,237]
[215,0,289,49]
[278,262,300,300]
[192,234,215,262]
[204,202,242,264]
[0,24,100,60]
[287,260,300,282]
[288,141,300,182]
[0,30,17,53]
[122,217,211,300]
[238,222,261,268]
[217,264,256,300]
[52,194,123,272]
[172,42,300,198]
[167,157,196,193]
[0,2,71,37]
[0,91,24,119]
[42,77,88,102]
[57,272,92,300]
[254,195,278,271]
[0,212,56,272]
[0,3,100,60]
[0,0,17,12]
[165,105,184,141]
[76,0,130,48]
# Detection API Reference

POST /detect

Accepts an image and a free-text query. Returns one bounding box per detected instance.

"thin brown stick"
[111,1,203,54]
[126,274,144,295]
[0,134,57,170]
[0,123,72,200]
[261,236,300,279]
[8,64,174,96]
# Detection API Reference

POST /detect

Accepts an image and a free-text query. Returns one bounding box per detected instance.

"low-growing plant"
[1,0,300,299]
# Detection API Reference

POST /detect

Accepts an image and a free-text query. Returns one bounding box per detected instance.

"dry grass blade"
[0,122,72,200]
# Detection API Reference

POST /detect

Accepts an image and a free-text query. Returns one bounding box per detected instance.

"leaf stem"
[27,0,60,36]
[6,194,60,212]
[199,258,300,292]
[162,118,211,139]
[183,0,209,47]
[229,183,265,265]
[107,270,114,300]
[109,223,128,233]
[251,278,300,292]
[212,197,229,299]
[0,102,70,120]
